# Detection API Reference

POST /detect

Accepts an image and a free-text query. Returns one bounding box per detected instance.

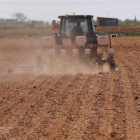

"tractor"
[8,15,116,74]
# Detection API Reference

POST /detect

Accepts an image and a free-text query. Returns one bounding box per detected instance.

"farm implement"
[8,15,117,74]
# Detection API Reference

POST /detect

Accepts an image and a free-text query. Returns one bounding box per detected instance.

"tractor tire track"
[97,72,115,140]
[81,74,108,140]
[111,71,127,140]
[46,75,90,140]
[119,61,140,140]
[66,75,102,140]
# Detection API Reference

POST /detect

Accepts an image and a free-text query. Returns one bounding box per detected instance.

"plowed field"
[0,27,140,36]
[0,37,140,140]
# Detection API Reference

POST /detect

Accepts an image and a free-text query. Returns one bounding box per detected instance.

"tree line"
[118,16,140,27]
[0,13,51,29]
[0,13,139,29]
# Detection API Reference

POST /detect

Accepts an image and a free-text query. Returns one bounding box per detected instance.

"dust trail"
[15,60,111,75]
[11,59,111,75]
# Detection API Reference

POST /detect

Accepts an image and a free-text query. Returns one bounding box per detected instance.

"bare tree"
[12,13,27,22]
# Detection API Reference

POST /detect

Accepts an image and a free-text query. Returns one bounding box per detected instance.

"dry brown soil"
[0,37,140,140]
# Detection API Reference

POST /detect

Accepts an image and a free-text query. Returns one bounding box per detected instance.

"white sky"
[0,0,140,22]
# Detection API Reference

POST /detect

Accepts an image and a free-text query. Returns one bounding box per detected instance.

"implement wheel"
[108,56,116,71]
[97,56,103,70]
[110,62,115,71]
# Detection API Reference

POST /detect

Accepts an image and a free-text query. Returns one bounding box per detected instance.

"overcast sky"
[0,0,140,22]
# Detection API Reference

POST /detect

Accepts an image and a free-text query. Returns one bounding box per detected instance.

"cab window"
[60,17,93,37]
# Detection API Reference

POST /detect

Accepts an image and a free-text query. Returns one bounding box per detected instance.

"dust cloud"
[10,59,110,75]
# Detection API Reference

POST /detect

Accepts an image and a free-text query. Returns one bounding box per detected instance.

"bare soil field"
[96,27,140,33]
[0,37,140,140]
[0,29,53,36]
[0,27,140,36]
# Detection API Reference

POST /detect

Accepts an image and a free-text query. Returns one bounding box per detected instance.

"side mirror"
[52,20,56,26]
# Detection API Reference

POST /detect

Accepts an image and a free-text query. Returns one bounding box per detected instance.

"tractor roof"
[58,15,93,18]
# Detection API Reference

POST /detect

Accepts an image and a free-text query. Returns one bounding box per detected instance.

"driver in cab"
[72,21,84,41]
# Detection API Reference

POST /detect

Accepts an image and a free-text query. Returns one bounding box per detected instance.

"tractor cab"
[55,15,97,45]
